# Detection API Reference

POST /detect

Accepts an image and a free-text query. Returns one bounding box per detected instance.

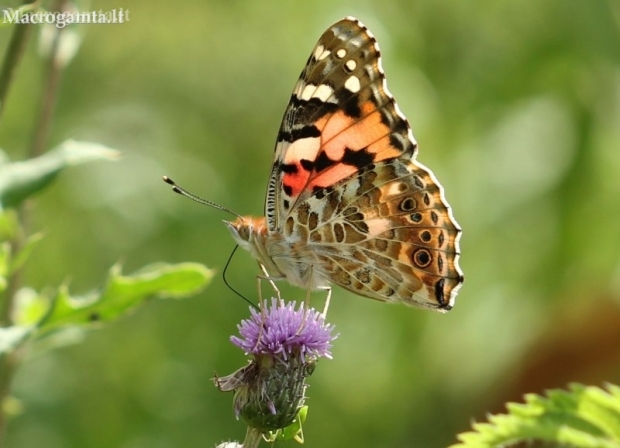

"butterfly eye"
[224,219,251,243]
[237,223,251,242]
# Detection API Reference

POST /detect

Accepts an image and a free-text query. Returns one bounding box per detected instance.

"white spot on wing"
[300,83,337,103]
[300,83,316,101]
[317,49,331,61]
[344,75,361,93]
[336,48,347,58]
[315,84,336,102]
[313,44,325,60]
[345,59,357,71]
[283,137,321,165]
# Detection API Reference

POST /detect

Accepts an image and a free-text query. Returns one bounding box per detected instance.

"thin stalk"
[242,427,263,448]
[29,0,65,157]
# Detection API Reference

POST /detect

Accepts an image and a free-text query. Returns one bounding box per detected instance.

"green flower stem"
[242,427,263,448]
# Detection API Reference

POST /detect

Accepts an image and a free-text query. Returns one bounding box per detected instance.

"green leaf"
[451,384,620,448]
[0,325,34,355]
[0,140,120,210]
[12,287,49,326]
[8,232,44,275]
[38,262,212,335]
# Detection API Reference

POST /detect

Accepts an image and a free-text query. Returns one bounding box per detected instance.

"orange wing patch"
[308,101,402,191]
[319,101,397,158]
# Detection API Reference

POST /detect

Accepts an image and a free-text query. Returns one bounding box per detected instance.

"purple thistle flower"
[230,298,336,362]
[215,298,337,432]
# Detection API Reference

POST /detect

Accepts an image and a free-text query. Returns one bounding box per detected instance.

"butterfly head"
[224,216,268,254]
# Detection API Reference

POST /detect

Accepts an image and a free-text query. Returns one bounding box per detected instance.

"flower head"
[230,298,336,362]
[216,298,337,432]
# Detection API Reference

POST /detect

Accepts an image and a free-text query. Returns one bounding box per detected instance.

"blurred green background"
[2,0,620,447]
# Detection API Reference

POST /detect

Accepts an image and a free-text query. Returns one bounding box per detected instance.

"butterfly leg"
[258,263,282,301]
[296,266,333,334]
[319,286,332,319]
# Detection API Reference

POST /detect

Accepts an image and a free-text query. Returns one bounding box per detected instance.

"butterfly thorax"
[224,216,329,290]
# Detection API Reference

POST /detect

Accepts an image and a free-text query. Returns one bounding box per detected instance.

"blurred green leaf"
[38,262,212,335]
[12,287,48,326]
[0,140,120,210]
[0,325,34,355]
[8,232,44,275]
[451,384,620,448]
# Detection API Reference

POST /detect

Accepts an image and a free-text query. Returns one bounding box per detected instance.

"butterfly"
[167,17,463,311]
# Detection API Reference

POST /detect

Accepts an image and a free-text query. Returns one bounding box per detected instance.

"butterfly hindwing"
[282,158,462,309]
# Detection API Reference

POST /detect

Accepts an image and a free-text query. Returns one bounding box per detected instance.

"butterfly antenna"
[162,176,242,218]
[224,245,260,311]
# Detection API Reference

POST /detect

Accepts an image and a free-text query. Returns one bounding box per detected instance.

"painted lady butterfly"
[169,17,464,311]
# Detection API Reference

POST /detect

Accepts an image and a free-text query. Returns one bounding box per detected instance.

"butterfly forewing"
[267,18,416,230]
